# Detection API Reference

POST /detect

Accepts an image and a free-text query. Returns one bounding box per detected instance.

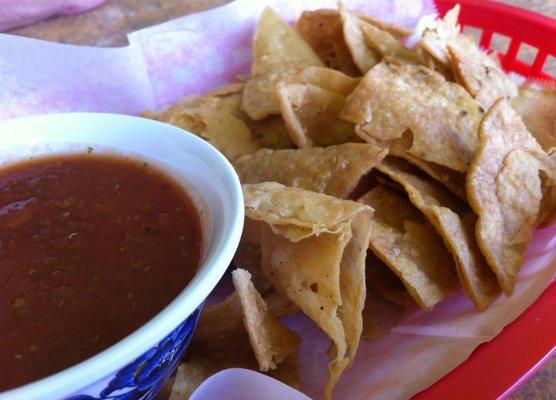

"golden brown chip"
[141,95,202,122]
[276,81,359,147]
[243,182,373,399]
[361,22,418,62]
[242,8,324,120]
[339,3,379,73]
[420,5,460,67]
[466,99,548,295]
[245,115,295,150]
[235,143,387,198]
[359,184,458,309]
[288,66,361,96]
[511,85,556,151]
[232,269,301,371]
[357,13,412,39]
[168,99,260,160]
[361,129,468,200]
[341,57,482,172]
[205,82,245,97]
[420,5,516,107]
[366,251,414,308]
[377,157,500,309]
[295,9,360,76]
[448,38,517,108]
[173,270,299,397]
[169,362,206,400]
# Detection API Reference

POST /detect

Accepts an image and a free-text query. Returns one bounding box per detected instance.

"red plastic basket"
[413,1,556,399]
[436,0,556,82]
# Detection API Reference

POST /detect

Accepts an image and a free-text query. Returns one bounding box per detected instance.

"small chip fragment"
[242,8,324,120]
[235,143,387,198]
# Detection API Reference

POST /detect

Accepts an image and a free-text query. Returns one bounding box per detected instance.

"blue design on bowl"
[65,305,202,400]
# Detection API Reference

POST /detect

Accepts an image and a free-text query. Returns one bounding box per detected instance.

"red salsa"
[0,154,202,391]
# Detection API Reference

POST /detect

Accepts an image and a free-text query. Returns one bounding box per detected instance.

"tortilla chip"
[169,362,206,400]
[339,3,379,73]
[448,38,517,108]
[511,85,556,151]
[420,4,460,67]
[264,289,298,318]
[174,270,300,397]
[361,129,468,200]
[361,22,418,62]
[168,99,260,160]
[295,9,360,76]
[232,269,301,371]
[206,82,245,97]
[242,8,324,120]
[141,95,202,122]
[359,184,458,309]
[245,116,295,150]
[244,182,373,399]
[366,251,414,308]
[235,143,387,198]
[357,13,411,39]
[341,57,482,172]
[377,157,500,309]
[276,81,360,147]
[233,237,270,294]
[420,5,516,107]
[466,99,547,295]
[288,66,361,96]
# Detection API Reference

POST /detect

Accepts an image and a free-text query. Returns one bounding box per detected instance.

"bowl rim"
[0,112,244,400]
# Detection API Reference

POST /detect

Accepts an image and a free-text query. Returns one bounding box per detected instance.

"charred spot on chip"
[310,282,319,293]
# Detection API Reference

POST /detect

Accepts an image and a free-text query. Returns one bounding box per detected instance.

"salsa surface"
[0,154,202,391]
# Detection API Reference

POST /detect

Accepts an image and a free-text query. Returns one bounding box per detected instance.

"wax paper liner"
[0,1,554,399]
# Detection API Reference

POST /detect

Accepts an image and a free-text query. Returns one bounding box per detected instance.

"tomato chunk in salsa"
[0,154,202,391]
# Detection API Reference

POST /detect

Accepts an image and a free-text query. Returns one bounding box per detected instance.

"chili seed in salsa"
[0,153,202,391]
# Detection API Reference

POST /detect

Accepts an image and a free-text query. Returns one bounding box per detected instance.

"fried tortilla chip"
[245,115,295,150]
[339,3,379,73]
[232,269,301,371]
[466,99,548,295]
[243,182,373,399]
[421,5,516,107]
[357,13,411,39]
[366,251,414,308]
[295,9,360,76]
[448,38,517,108]
[205,82,245,97]
[361,22,418,62]
[141,95,202,122]
[377,157,500,309]
[362,129,468,200]
[168,98,260,160]
[511,85,556,151]
[235,143,387,198]
[420,5,460,67]
[242,8,324,120]
[341,57,482,172]
[359,184,458,309]
[173,270,300,398]
[288,66,361,96]
[276,81,360,147]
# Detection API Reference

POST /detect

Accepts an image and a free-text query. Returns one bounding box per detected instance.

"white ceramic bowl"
[0,113,244,400]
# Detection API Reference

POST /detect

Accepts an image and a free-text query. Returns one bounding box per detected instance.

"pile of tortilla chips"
[143,4,556,399]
